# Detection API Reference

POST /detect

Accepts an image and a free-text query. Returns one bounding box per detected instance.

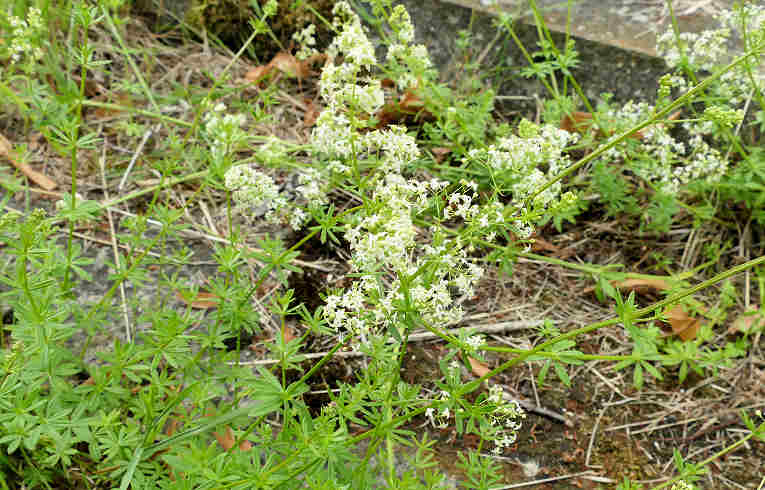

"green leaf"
[118,446,143,490]
[633,363,644,390]
[554,362,571,387]
[144,404,272,456]
[642,361,663,381]
[537,360,550,387]
[251,365,287,408]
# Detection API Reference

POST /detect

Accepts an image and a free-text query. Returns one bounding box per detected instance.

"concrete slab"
[445,0,737,57]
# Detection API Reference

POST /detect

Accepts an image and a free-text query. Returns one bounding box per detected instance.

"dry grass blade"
[0,132,57,190]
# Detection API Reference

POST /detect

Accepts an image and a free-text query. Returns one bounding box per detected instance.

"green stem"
[78,228,168,359]
[102,7,159,111]
[100,170,209,210]
[650,421,765,490]
[80,100,192,126]
[517,43,765,219]
[460,254,765,393]
[341,255,765,450]
[61,34,89,295]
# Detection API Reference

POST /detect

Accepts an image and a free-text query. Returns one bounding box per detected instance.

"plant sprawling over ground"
[0,0,764,488]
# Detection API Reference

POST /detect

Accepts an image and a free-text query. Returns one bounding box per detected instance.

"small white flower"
[293,24,318,60]
[670,482,695,490]
[464,334,483,351]
[6,7,46,64]
[224,165,280,211]
[389,5,415,44]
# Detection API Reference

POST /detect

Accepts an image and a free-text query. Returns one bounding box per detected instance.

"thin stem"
[517,43,765,218]
[650,421,765,489]
[460,254,765,393]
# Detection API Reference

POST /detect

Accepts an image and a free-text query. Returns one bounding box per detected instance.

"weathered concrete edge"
[442,0,764,78]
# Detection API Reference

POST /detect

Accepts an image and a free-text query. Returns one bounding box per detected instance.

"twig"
[198,200,219,237]
[492,471,595,489]
[586,393,612,467]
[588,364,625,398]
[119,123,159,191]
[99,143,132,342]
[528,362,541,408]
[0,132,57,190]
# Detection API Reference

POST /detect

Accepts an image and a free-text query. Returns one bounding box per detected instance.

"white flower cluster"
[314,2,378,113]
[656,5,765,107]
[312,111,356,158]
[328,2,376,68]
[202,102,247,163]
[326,159,350,176]
[54,192,85,213]
[463,334,484,352]
[292,24,318,60]
[597,101,728,192]
[385,5,434,90]
[224,165,285,219]
[444,185,530,241]
[486,385,525,454]
[423,379,525,453]
[672,136,727,185]
[344,173,435,271]
[463,119,578,210]
[425,390,453,429]
[656,29,731,72]
[312,2,426,173]
[323,174,487,340]
[5,7,44,63]
[296,167,328,206]
[361,125,420,174]
[670,482,695,490]
[224,164,327,231]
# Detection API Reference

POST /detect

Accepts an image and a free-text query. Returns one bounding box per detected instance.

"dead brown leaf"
[561,111,643,140]
[560,111,596,135]
[269,51,310,79]
[176,291,219,309]
[245,64,273,84]
[430,146,452,163]
[88,91,134,118]
[375,88,434,128]
[213,426,251,452]
[467,356,490,378]
[303,98,320,127]
[72,74,107,98]
[663,305,702,341]
[165,418,180,437]
[730,307,765,334]
[560,110,682,142]
[531,237,561,253]
[245,51,324,86]
[614,277,672,293]
[0,132,57,190]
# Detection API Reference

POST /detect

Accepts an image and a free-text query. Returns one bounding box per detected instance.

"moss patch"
[185,0,335,61]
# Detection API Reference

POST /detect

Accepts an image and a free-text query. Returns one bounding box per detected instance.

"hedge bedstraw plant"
[0,0,765,488]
